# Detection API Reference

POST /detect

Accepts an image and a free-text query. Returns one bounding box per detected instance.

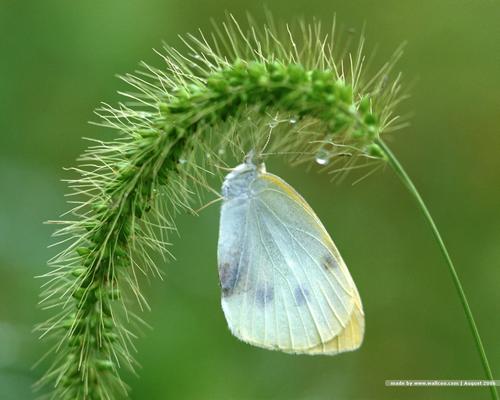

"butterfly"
[217,155,364,355]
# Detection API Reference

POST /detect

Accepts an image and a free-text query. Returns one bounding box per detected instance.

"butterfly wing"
[217,171,364,355]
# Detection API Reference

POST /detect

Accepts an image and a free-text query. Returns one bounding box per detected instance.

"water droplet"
[315,148,331,165]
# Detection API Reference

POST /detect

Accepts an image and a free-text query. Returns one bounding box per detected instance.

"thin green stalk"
[376,138,498,400]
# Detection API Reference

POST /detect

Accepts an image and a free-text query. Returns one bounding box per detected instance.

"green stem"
[376,139,498,400]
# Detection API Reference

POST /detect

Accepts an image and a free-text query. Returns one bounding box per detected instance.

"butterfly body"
[218,159,364,355]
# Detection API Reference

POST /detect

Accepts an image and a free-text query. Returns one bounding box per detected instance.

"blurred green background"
[1,1,499,399]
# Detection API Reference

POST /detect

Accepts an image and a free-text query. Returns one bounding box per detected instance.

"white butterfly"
[217,156,364,355]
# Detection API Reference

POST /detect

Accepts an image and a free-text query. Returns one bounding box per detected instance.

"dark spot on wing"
[294,286,309,306]
[322,253,338,270]
[218,262,239,297]
[256,283,274,307]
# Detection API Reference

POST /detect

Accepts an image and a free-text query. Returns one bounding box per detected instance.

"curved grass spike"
[36,14,497,400]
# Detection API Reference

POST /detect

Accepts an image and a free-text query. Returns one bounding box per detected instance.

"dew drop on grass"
[315,148,331,165]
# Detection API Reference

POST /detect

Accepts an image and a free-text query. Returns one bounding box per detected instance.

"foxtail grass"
[35,14,497,400]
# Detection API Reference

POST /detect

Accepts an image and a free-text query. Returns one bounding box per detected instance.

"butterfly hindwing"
[218,167,364,354]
